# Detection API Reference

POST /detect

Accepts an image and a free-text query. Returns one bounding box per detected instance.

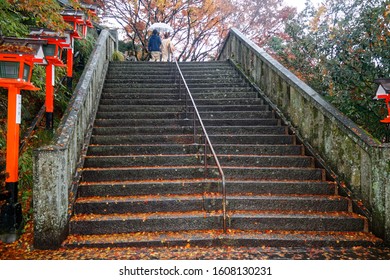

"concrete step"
[102,86,179,94]
[103,82,248,89]
[223,166,325,181]
[95,111,184,119]
[86,144,303,157]
[77,179,220,197]
[92,126,193,135]
[229,211,366,232]
[73,194,206,214]
[73,194,350,215]
[99,97,264,106]
[208,134,295,145]
[83,154,314,169]
[97,104,185,112]
[81,166,323,182]
[97,104,269,113]
[178,61,232,70]
[107,60,230,68]
[63,229,381,248]
[206,126,287,135]
[91,126,287,136]
[199,111,275,119]
[99,98,185,106]
[212,144,304,156]
[104,76,244,85]
[106,69,239,76]
[87,144,200,156]
[69,211,222,234]
[90,134,195,145]
[95,111,275,120]
[181,70,239,76]
[80,166,220,182]
[93,118,280,127]
[102,85,253,93]
[89,134,295,145]
[217,155,315,168]
[83,154,202,168]
[108,62,174,70]
[77,180,336,198]
[197,104,270,112]
[101,92,180,99]
[101,91,258,99]
[68,210,366,235]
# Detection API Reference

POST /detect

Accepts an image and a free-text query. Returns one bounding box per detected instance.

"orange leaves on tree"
[228,0,295,48]
[0,44,34,54]
[7,0,79,32]
[310,5,327,32]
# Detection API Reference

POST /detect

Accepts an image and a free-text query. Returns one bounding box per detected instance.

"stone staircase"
[63,61,382,248]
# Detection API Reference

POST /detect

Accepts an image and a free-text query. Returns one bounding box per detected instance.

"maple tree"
[3,0,75,34]
[228,0,296,48]
[0,0,102,36]
[269,0,390,141]
[101,0,295,61]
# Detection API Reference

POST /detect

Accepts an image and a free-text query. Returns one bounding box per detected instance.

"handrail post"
[193,109,196,143]
[222,179,227,232]
[174,64,178,93]
[179,76,182,101]
[185,86,188,119]
[172,58,227,233]
[204,137,208,176]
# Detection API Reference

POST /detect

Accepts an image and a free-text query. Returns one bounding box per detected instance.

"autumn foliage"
[101,0,296,61]
[269,0,390,141]
[5,0,74,33]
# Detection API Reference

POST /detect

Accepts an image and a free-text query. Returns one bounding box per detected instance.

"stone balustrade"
[33,29,117,249]
[218,28,390,243]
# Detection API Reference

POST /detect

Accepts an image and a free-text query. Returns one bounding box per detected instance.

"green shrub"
[112,51,125,61]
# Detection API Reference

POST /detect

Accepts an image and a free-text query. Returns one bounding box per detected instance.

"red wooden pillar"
[5,86,21,188]
[66,47,73,90]
[45,63,55,129]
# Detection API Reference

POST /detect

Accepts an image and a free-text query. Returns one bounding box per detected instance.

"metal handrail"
[172,58,227,233]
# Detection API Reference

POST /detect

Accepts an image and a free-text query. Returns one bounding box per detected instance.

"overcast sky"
[283,0,322,11]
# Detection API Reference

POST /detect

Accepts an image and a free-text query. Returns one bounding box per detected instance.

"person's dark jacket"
[148,31,162,52]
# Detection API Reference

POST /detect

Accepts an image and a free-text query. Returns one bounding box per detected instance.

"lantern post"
[29,29,67,130]
[0,38,44,240]
[61,9,87,91]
